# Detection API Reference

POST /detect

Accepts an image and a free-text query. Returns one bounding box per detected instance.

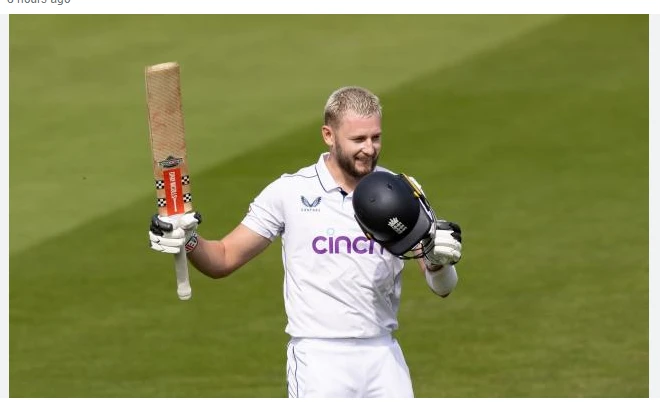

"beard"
[334,141,379,179]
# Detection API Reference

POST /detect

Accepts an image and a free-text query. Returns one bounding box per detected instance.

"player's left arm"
[405,176,463,298]
[416,220,462,298]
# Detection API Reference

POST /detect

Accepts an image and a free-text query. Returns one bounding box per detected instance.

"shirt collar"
[315,152,342,193]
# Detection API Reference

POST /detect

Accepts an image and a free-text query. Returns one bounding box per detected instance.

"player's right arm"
[149,214,272,279]
[148,177,285,279]
[187,225,271,279]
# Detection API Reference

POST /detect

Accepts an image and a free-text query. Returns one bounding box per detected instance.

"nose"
[362,139,376,156]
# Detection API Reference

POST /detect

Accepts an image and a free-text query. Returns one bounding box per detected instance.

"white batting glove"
[423,220,462,270]
[148,212,202,254]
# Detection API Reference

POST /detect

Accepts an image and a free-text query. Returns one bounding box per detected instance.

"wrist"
[425,259,444,272]
[424,254,444,271]
[185,232,199,253]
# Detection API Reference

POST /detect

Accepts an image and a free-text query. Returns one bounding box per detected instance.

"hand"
[423,220,462,270]
[149,212,202,254]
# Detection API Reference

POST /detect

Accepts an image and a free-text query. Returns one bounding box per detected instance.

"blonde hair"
[323,86,382,128]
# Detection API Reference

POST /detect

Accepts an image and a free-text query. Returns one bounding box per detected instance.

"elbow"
[207,268,233,279]
[199,259,242,279]
[438,291,452,298]
[199,265,234,280]
[431,288,452,298]
[433,288,455,299]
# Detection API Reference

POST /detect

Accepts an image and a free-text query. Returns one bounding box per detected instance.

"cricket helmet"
[352,171,436,257]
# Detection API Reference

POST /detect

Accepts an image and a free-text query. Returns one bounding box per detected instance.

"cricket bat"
[144,62,194,301]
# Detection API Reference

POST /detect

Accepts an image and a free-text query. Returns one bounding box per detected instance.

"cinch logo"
[312,228,385,255]
[301,195,321,212]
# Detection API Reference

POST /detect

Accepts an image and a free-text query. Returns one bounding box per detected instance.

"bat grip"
[174,246,192,300]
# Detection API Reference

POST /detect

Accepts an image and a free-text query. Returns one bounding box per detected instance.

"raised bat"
[144,62,194,301]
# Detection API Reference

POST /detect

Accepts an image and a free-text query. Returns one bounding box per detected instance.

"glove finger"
[149,230,186,247]
[150,242,181,254]
[427,254,450,266]
[434,243,462,256]
[451,231,462,243]
[435,220,453,231]
[177,212,201,230]
[436,220,461,234]
[450,250,462,264]
[434,232,461,249]
[162,227,186,240]
[447,221,461,234]
[158,236,186,247]
[150,214,174,235]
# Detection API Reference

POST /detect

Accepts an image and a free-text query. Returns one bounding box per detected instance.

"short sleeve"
[241,178,285,241]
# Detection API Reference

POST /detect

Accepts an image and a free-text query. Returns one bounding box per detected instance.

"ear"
[321,125,334,147]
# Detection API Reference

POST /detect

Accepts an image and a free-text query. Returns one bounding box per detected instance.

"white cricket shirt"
[241,153,406,338]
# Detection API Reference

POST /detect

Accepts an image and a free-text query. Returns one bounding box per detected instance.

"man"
[148,86,463,398]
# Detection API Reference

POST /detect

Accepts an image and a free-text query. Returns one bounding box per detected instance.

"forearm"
[424,264,458,298]
[185,225,272,279]
[187,235,233,279]
[416,256,427,273]
[414,244,455,297]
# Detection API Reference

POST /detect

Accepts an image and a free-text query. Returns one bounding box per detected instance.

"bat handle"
[174,245,192,300]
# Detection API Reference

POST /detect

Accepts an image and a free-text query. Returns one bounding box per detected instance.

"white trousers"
[286,335,414,398]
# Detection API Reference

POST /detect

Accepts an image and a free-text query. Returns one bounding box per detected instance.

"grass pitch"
[9,15,648,397]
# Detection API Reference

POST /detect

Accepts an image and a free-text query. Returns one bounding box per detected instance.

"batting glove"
[423,220,462,270]
[149,212,202,254]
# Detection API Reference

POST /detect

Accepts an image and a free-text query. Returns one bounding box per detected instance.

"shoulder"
[281,163,318,179]
[257,163,318,196]
[272,164,319,187]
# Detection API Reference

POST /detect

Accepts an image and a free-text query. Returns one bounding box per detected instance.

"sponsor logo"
[312,228,385,255]
[168,170,179,213]
[301,195,321,212]
[164,168,184,215]
[388,217,407,234]
[159,155,183,169]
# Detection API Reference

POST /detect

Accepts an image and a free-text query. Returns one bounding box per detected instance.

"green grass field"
[9,15,648,397]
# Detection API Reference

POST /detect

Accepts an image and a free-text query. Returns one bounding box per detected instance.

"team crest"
[388,217,407,234]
